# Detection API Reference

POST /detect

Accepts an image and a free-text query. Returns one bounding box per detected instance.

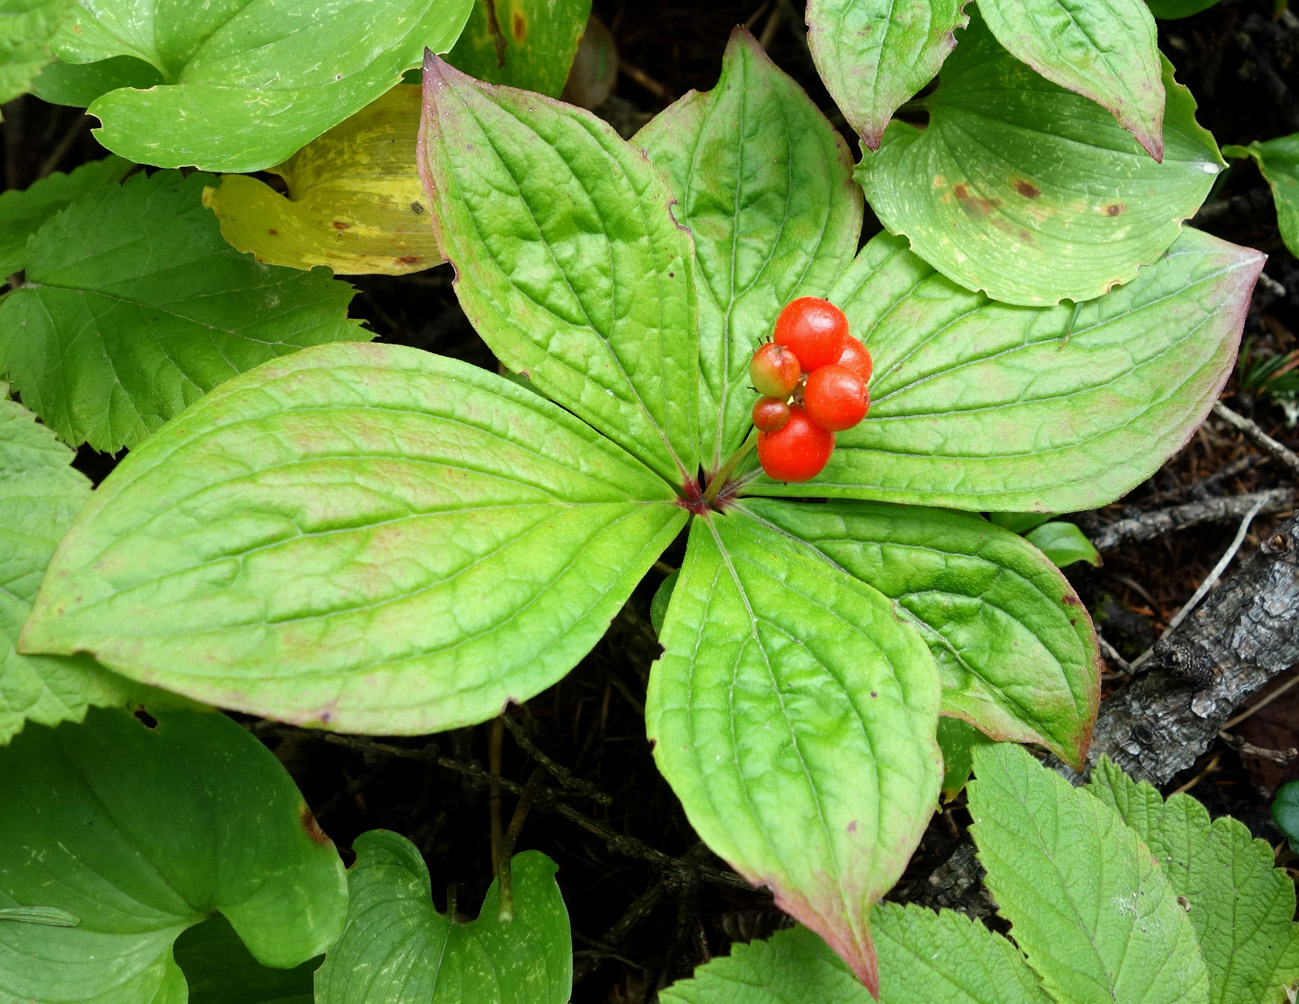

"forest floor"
[4,1,1298,1001]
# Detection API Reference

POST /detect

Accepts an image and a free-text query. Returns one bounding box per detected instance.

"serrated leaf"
[634,28,863,471]
[48,0,473,172]
[1225,136,1299,257]
[805,0,968,151]
[856,16,1223,306]
[419,55,698,484]
[0,0,74,114]
[1024,520,1101,568]
[0,170,370,453]
[740,499,1099,769]
[174,916,315,1004]
[315,831,571,1004]
[204,85,441,276]
[969,743,1209,1004]
[977,0,1164,159]
[19,342,686,735]
[0,153,132,277]
[0,705,347,1004]
[746,228,1263,511]
[447,0,591,98]
[30,53,163,106]
[1089,757,1299,1004]
[646,513,942,994]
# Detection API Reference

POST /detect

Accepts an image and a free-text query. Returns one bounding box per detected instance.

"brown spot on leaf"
[396,255,421,264]
[267,228,278,236]
[954,183,1000,219]
[511,10,526,41]
[1014,179,1041,199]
[299,803,331,846]
[1105,203,1125,216]
[332,220,351,230]
[1062,595,1082,606]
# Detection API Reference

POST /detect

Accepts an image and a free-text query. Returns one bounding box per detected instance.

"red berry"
[752,397,791,432]
[804,365,868,432]
[749,342,801,397]
[773,297,849,372]
[836,335,873,385]
[757,406,835,482]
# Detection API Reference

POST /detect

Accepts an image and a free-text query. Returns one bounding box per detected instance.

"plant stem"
[702,430,758,504]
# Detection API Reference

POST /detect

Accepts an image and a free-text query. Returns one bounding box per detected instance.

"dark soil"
[4,2,1298,1000]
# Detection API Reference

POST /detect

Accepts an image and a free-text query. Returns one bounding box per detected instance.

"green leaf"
[969,743,1209,1004]
[30,53,163,106]
[174,916,315,1004]
[856,16,1224,306]
[634,28,862,471]
[747,228,1263,511]
[976,0,1164,159]
[19,342,686,735]
[447,0,591,98]
[646,513,942,994]
[1024,520,1101,568]
[1145,0,1220,17]
[1276,780,1299,853]
[0,0,74,113]
[49,0,473,172]
[0,153,132,277]
[419,55,698,485]
[0,705,347,1004]
[203,85,441,276]
[988,512,1053,534]
[740,499,1099,769]
[1224,136,1299,257]
[315,830,571,1004]
[649,567,678,637]
[805,0,968,151]
[936,716,993,800]
[1089,758,1299,1004]
[0,170,370,453]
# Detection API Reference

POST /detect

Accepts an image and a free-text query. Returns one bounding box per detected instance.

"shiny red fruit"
[757,406,835,482]
[749,342,801,397]
[836,335,873,385]
[804,365,868,432]
[773,297,849,371]
[752,396,791,432]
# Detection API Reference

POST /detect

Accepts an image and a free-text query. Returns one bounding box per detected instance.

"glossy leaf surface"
[936,717,992,800]
[0,706,347,1004]
[1225,136,1299,257]
[977,0,1164,159]
[1089,757,1299,1004]
[174,916,315,1004]
[0,0,74,114]
[420,55,698,483]
[1024,520,1101,568]
[316,830,571,1003]
[746,229,1264,511]
[0,170,369,452]
[635,28,862,469]
[805,0,967,150]
[647,513,942,994]
[447,0,591,97]
[49,0,473,172]
[741,499,1099,768]
[204,86,440,275]
[970,743,1209,1004]
[30,52,162,105]
[857,17,1223,305]
[20,343,686,735]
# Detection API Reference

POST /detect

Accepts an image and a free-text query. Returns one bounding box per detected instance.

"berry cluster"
[749,297,872,482]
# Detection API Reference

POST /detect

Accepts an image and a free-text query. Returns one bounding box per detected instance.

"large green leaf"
[19,342,686,735]
[634,28,863,471]
[856,16,1223,306]
[0,170,370,453]
[740,499,1099,769]
[447,0,591,98]
[0,705,347,1004]
[0,154,132,277]
[805,0,968,151]
[174,916,315,1004]
[418,54,698,485]
[745,228,1263,511]
[0,0,74,113]
[970,743,1209,1004]
[1224,135,1299,257]
[47,0,473,172]
[204,85,441,276]
[315,830,571,1003]
[1088,757,1299,1004]
[646,513,942,995]
[976,0,1164,159]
